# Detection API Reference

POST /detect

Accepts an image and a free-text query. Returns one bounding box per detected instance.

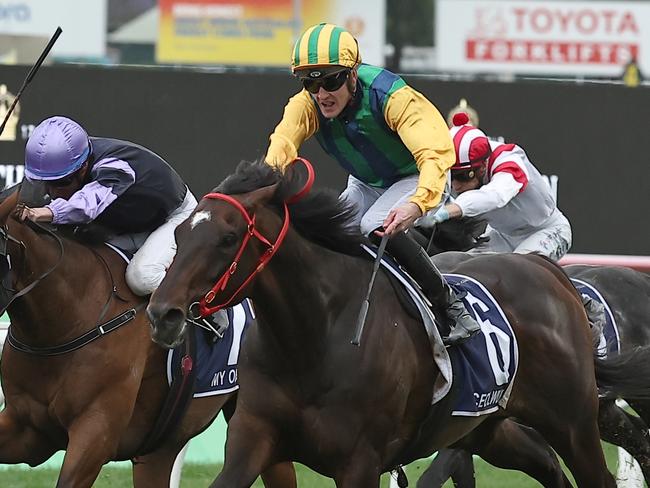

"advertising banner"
[156,0,385,66]
[0,0,107,58]
[436,0,650,76]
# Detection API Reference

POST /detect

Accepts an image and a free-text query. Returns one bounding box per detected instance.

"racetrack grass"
[0,442,631,487]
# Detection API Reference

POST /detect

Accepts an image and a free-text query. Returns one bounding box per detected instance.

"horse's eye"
[221,233,238,247]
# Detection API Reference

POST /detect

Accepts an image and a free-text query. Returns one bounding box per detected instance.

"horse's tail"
[594,345,650,400]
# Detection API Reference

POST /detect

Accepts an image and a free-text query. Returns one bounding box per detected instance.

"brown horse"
[148,160,634,487]
[415,258,650,487]
[0,185,296,488]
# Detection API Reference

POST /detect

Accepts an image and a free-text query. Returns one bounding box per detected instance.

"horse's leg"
[627,399,650,430]
[209,396,296,488]
[598,400,650,483]
[209,412,280,488]
[460,418,571,488]
[0,409,57,465]
[56,402,135,488]
[260,463,297,488]
[334,450,381,488]
[416,448,475,488]
[132,430,297,488]
[132,442,187,488]
[532,412,616,488]
[132,393,237,488]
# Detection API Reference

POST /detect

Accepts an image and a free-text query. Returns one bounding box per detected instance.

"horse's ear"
[0,187,20,225]
[282,157,314,204]
[238,182,280,212]
[18,179,49,207]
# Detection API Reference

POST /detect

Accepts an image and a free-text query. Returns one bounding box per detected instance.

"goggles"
[301,69,350,94]
[46,175,77,188]
[44,163,87,188]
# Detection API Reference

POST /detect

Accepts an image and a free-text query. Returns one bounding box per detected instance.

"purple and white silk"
[47,158,136,224]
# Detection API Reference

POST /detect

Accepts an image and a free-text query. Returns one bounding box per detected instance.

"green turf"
[0,442,635,487]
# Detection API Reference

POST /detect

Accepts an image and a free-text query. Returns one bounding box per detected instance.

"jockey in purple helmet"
[20,116,197,296]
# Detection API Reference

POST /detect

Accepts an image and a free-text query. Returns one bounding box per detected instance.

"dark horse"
[415,259,650,486]
[565,263,650,477]
[148,160,643,487]
[0,186,295,488]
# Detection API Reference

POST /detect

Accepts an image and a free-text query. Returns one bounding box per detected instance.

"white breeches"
[116,190,198,296]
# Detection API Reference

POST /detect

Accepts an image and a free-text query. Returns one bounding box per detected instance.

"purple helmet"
[24,116,91,180]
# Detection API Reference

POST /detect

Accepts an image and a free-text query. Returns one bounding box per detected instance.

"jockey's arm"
[265,90,319,170]
[454,172,523,218]
[384,86,455,215]
[46,159,135,224]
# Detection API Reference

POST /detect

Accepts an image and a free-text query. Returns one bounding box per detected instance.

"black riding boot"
[386,231,481,346]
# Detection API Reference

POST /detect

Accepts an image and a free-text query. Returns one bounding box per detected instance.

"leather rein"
[3,218,143,356]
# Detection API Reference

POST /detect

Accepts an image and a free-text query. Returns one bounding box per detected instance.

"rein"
[192,157,315,318]
[3,218,144,356]
[0,220,64,315]
[7,305,144,356]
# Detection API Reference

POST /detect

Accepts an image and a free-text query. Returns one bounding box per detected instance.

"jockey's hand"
[431,206,451,224]
[17,206,54,223]
[429,203,463,224]
[379,202,423,236]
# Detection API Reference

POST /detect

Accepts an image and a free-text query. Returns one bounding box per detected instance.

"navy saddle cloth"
[167,299,253,397]
[364,245,519,416]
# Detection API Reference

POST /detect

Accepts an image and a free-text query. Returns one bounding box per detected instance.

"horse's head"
[148,159,363,348]
[0,180,49,223]
[0,180,58,313]
[432,216,489,252]
[147,161,291,348]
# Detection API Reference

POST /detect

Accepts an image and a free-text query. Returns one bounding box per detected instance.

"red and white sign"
[436,0,650,76]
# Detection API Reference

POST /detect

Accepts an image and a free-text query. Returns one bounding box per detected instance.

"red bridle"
[193,158,314,318]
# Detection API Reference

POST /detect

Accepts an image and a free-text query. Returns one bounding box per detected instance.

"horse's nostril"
[146,304,186,329]
[147,304,187,348]
[164,307,186,326]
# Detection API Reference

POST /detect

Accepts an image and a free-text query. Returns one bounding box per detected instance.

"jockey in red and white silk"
[430,112,572,261]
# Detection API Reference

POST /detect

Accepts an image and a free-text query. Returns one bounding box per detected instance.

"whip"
[351,233,389,346]
[0,26,62,137]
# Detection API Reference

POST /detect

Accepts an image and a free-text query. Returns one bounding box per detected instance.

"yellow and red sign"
[156,0,384,66]
[158,0,295,65]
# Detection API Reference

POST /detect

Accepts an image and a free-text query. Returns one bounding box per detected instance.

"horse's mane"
[215,160,365,256]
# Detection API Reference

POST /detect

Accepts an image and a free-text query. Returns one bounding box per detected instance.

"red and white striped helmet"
[449,112,491,170]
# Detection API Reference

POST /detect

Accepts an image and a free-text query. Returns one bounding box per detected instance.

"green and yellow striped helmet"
[292,23,361,73]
